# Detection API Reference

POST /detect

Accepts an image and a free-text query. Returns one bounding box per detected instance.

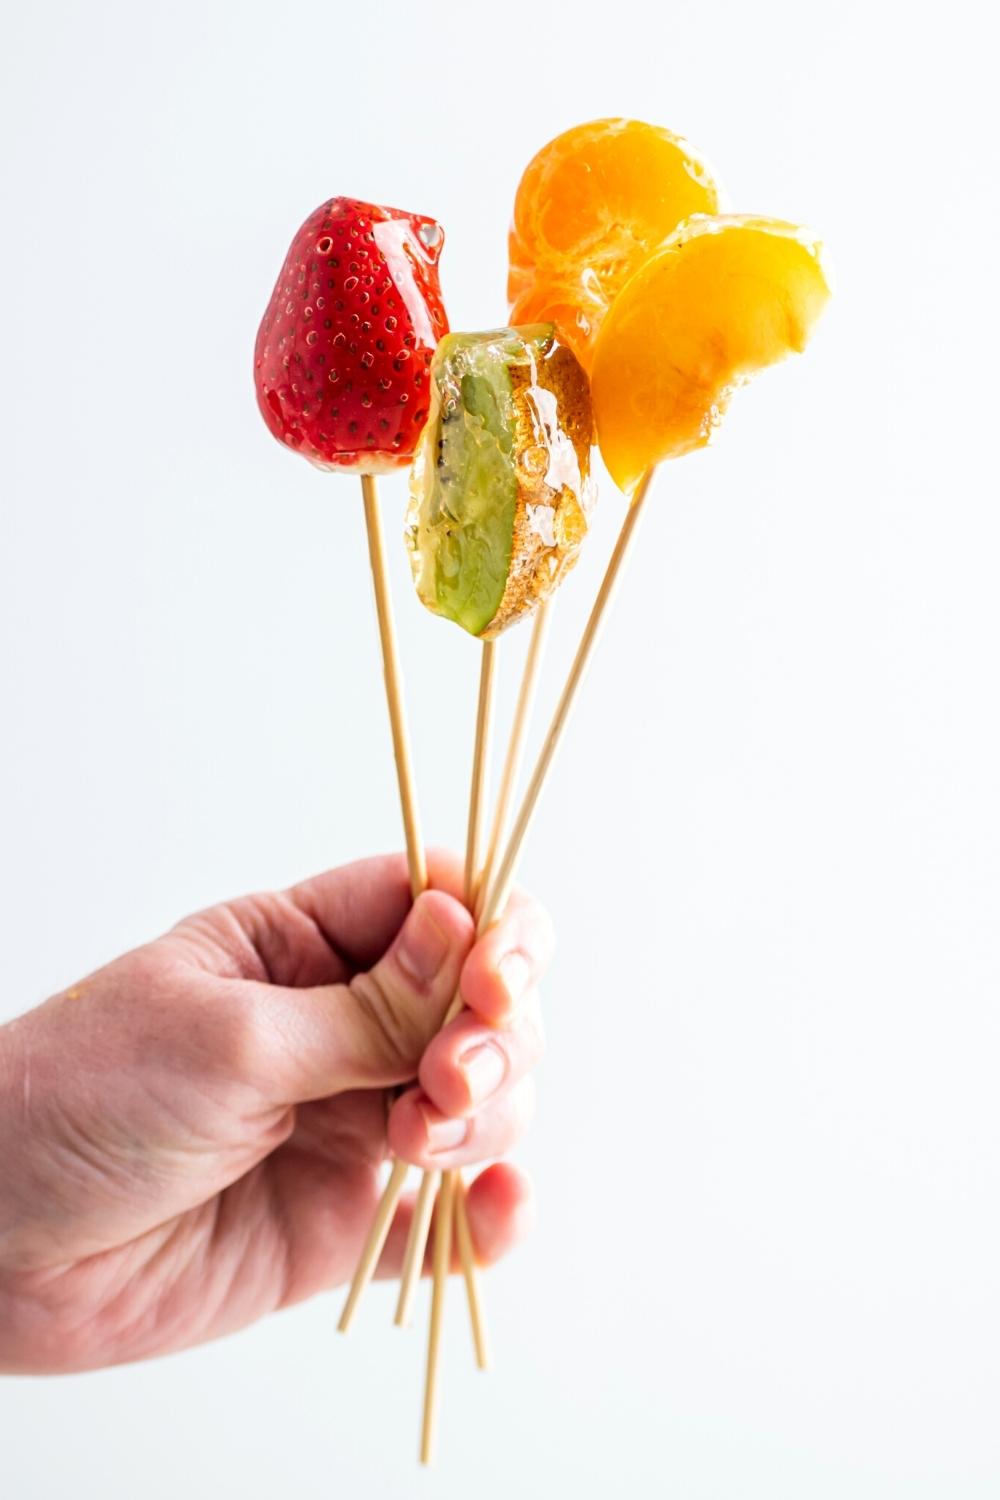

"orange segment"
[590,215,832,494]
[508,118,724,370]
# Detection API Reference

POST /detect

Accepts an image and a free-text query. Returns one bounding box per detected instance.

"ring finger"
[387,1076,535,1170]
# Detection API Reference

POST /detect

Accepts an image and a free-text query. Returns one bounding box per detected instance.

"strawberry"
[254,197,448,474]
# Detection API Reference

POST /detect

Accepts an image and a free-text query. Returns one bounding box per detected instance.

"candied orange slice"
[590,215,832,494]
[508,118,724,370]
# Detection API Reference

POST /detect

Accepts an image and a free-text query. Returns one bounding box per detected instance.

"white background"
[2,1,998,1494]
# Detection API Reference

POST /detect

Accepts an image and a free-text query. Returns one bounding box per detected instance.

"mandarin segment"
[591,215,832,494]
[508,118,724,369]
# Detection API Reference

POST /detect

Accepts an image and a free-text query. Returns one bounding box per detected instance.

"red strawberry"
[254,198,448,474]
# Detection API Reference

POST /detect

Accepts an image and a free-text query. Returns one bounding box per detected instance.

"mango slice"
[590,215,832,493]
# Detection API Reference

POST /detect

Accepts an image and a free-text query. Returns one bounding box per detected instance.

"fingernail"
[498,951,531,1009]
[460,1041,506,1104]
[418,1101,469,1154]
[397,903,450,985]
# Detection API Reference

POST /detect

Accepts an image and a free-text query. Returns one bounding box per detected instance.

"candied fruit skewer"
[355,317,594,1356]
[423,219,831,1426]
[393,326,596,1345]
[485,215,831,930]
[252,193,451,1333]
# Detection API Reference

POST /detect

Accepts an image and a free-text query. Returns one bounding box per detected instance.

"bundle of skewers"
[253,117,831,1463]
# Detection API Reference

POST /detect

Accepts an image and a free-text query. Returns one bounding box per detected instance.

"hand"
[0,851,552,1373]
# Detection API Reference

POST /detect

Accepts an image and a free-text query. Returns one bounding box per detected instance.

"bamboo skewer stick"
[478,599,552,914]
[427,477,651,1383]
[395,602,553,1324]
[407,472,653,1409]
[464,638,498,902]
[394,602,552,1333]
[392,636,497,1331]
[420,1168,456,1465]
[360,473,427,899]
[478,471,654,933]
[419,639,497,1463]
[394,639,497,1327]
[393,1167,439,1328]
[337,475,428,1334]
[445,634,498,1368]
[337,1157,409,1334]
[453,1176,492,1370]
[446,597,546,1358]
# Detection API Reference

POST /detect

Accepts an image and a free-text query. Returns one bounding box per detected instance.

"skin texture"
[0,850,552,1375]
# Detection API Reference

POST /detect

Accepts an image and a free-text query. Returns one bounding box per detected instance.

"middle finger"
[416,992,545,1119]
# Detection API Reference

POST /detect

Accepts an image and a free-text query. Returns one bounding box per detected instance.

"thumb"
[250,890,476,1102]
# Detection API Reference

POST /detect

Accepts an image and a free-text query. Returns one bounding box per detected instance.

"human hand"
[0,851,551,1373]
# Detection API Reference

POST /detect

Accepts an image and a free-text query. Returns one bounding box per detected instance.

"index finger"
[283,847,466,975]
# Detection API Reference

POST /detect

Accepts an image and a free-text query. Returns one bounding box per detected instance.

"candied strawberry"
[254,197,448,474]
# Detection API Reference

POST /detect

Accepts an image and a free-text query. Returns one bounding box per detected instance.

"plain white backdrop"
[2,0,998,1494]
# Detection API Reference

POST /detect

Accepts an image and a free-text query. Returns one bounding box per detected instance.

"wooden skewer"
[393,1167,439,1328]
[421,475,652,1378]
[418,638,497,1462]
[394,639,498,1327]
[337,1156,409,1334]
[478,470,654,933]
[442,632,499,1369]
[394,601,553,1330]
[453,1175,491,1370]
[360,473,427,899]
[337,474,428,1334]
[407,471,653,1401]
[344,467,651,1353]
[478,599,552,910]
[454,603,550,1367]
[420,1167,455,1466]
[464,638,498,901]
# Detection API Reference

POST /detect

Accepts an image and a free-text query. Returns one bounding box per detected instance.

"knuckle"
[215,1004,270,1082]
[348,968,427,1078]
[182,983,275,1086]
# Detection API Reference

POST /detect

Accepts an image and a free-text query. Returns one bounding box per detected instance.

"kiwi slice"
[407,326,594,638]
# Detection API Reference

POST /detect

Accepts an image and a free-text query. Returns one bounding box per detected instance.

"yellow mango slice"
[590,215,832,494]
